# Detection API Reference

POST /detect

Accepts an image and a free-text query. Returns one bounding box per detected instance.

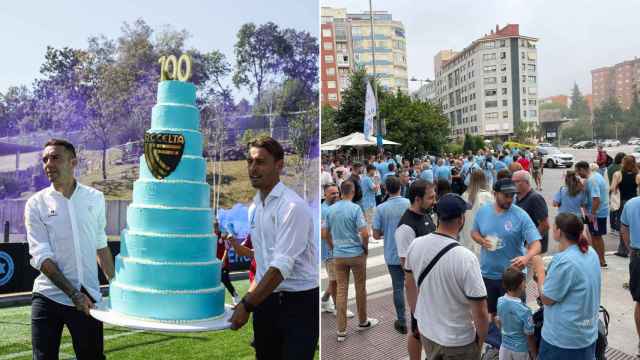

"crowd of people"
[320,144,640,360]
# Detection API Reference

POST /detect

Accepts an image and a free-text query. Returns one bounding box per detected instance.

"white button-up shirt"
[25,182,108,306]
[249,181,318,292]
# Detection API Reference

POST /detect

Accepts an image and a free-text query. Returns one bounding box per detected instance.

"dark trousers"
[387,264,406,325]
[253,287,319,360]
[31,293,105,360]
[221,268,237,296]
[617,200,629,256]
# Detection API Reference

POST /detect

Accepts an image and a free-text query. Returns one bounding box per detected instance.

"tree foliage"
[568,83,591,120]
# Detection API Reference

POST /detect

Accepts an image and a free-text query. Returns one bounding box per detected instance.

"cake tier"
[132,179,210,208]
[151,104,200,131]
[119,229,216,262]
[145,128,203,157]
[139,155,206,182]
[126,205,212,234]
[110,281,225,321]
[157,80,196,106]
[114,255,220,290]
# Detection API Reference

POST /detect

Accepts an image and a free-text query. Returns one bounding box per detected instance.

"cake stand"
[90,299,234,332]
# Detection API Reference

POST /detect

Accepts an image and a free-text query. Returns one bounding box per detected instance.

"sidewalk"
[321,238,638,359]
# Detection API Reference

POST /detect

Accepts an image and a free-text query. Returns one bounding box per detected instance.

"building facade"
[320,7,409,108]
[413,81,436,102]
[591,57,640,111]
[434,24,539,138]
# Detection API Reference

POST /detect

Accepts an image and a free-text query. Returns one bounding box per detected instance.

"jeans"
[31,293,105,360]
[387,264,406,325]
[252,287,319,360]
[538,338,596,359]
[335,255,368,332]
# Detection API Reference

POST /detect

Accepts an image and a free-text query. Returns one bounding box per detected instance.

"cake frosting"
[109,80,224,321]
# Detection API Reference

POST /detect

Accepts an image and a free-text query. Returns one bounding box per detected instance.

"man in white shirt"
[229,136,318,359]
[405,193,489,359]
[25,139,114,360]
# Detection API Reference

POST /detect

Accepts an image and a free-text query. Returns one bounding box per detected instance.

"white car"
[632,147,640,163]
[538,147,574,168]
[538,142,553,148]
[602,139,621,147]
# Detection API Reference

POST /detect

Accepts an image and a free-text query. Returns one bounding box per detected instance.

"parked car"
[601,139,621,147]
[538,142,553,148]
[571,140,596,149]
[537,146,574,168]
[628,138,640,145]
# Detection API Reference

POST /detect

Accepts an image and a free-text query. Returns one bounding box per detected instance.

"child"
[496,268,537,360]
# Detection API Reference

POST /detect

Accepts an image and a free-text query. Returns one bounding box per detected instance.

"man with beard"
[513,170,550,254]
[229,137,318,359]
[471,178,541,318]
[395,179,437,360]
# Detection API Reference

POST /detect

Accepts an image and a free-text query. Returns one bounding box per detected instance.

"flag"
[363,80,377,139]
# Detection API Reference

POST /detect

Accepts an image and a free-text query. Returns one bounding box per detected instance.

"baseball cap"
[436,193,471,220]
[493,178,517,194]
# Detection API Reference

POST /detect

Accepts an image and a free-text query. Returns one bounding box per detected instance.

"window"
[522,64,526,71]
[324,42,333,50]
[322,29,332,37]
[324,55,334,63]
[501,88,508,95]
[326,67,335,76]
[328,93,338,101]
[485,100,498,108]
[527,52,537,60]
[502,99,508,106]
[503,111,509,119]
[528,87,537,95]
[483,53,497,61]
[500,63,507,72]
[485,112,498,121]
[528,76,536,83]
[522,75,527,83]
[484,41,496,49]
[485,89,497,96]
[501,76,507,83]
[522,99,527,106]
[528,64,536,72]
[484,65,497,73]
[521,52,525,60]
[500,52,506,59]
[484,77,497,84]
[522,87,527,94]
[529,99,537,106]
[529,110,537,117]
[500,40,506,47]
[327,81,336,89]
[523,110,527,118]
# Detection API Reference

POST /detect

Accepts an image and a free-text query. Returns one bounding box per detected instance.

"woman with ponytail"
[533,213,601,359]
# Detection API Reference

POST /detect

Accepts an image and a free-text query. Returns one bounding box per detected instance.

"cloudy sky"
[322,0,640,97]
[0,0,318,101]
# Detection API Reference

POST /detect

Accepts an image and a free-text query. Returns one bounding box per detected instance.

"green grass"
[0,280,319,359]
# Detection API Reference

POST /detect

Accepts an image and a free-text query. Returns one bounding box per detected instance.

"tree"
[321,104,338,143]
[513,122,540,143]
[233,22,288,103]
[560,118,592,142]
[289,106,318,200]
[280,28,318,92]
[593,97,624,140]
[568,83,590,120]
[462,134,474,154]
[333,68,385,137]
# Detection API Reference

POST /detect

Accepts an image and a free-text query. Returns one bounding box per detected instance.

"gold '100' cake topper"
[158,54,192,81]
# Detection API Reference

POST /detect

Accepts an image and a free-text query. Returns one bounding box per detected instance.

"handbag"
[610,189,621,211]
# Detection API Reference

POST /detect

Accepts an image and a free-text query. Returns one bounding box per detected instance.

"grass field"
[0,280,319,359]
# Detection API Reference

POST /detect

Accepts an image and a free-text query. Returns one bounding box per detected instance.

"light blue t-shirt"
[553,187,586,217]
[375,161,388,177]
[504,156,513,166]
[585,172,609,218]
[323,200,367,258]
[361,175,377,210]
[320,202,332,261]
[494,160,507,172]
[497,295,534,353]
[621,197,640,249]
[420,169,434,183]
[373,196,410,265]
[483,161,495,187]
[463,162,481,186]
[435,165,451,182]
[382,171,397,183]
[542,245,601,349]
[473,203,541,280]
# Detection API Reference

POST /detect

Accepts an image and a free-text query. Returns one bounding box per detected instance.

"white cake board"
[90,299,233,332]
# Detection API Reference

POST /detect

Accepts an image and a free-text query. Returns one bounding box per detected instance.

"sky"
[0,0,318,101]
[321,0,640,97]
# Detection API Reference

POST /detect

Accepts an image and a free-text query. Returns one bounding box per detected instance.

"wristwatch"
[241,297,255,313]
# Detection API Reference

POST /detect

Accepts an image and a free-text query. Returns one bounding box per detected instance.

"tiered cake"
[109,80,224,321]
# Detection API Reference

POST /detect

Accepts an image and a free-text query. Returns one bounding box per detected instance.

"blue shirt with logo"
[553,187,586,217]
[361,175,377,210]
[373,196,410,265]
[621,197,640,249]
[323,200,367,258]
[473,203,541,279]
[497,295,534,353]
[542,245,601,349]
[585,172,609,218]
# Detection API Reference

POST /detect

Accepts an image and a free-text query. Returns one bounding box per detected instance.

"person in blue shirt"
[533,213,601,359]
[373,176,411,334]
[462,155,481,186]
[322,180,379,341]
[495,155,507,173]
[361,165,379,234]
[383,162,397,183]
[503,151,514,167]
[552,170,586,217]
[419,162,434,183]
[435,158,451,183]
[374,156,388,179]
[471,178,541,316]
[497,268,537,360]
[575,161,609,267]
[621,196,640,355]
[482,156,496,188]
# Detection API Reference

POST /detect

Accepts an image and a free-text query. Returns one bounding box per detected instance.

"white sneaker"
[337,331,347,342]
[331,309,354,318]
[321,299,335,313]
[356,318,380,331]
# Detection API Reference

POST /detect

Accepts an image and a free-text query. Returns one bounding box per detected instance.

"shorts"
[630,249,640,302]
[364,208,375,226]
[532,169,541,178]
[586,217,607,236]
[499,346,529,360]
[324,259,336,281]
[483,277,526,314]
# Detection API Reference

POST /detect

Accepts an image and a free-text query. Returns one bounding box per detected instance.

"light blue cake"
[109,80,225,322]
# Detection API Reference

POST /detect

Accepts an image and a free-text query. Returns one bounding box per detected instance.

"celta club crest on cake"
[144,132,185,179]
